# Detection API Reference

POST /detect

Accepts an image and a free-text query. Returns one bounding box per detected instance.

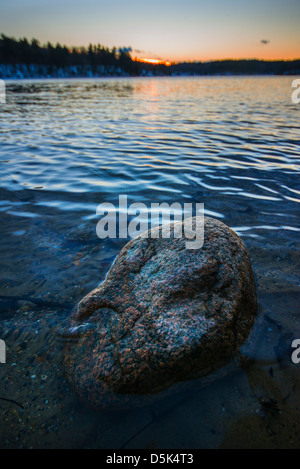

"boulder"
[63,216,257,409]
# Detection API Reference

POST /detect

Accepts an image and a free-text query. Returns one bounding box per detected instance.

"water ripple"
[0,76,299,238]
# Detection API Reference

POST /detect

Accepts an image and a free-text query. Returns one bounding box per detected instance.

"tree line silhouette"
[0,34,299,77]
[0,34,139,73]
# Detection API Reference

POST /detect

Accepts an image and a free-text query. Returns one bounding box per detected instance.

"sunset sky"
[1,0,299,62]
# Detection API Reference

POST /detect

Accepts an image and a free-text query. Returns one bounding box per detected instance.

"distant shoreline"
[1,34,299,80]
[3,74,300,81]
[1,63,299,81]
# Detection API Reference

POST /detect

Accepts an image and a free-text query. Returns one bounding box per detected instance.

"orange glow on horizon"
[170,53,300,63]
[132,51,300,65]
[134,57,172,66]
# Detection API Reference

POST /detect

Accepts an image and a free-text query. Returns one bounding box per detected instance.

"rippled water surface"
[0,77,299,448]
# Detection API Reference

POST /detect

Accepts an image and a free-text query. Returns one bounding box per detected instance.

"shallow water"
[0,77,299,448]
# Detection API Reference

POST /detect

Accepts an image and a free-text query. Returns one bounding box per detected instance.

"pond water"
[0,76,299,448]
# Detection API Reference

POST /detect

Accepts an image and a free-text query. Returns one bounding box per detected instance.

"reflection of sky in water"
[0,77,299,240]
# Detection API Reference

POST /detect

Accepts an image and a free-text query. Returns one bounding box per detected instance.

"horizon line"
[1,33,299,64]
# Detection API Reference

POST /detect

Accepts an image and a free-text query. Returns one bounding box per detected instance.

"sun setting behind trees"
[0,34,299,79]
[133,58,172,66]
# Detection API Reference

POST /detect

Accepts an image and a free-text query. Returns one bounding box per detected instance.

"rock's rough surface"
[63,217,257,409]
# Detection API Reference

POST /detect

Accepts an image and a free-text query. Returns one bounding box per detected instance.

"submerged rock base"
[63,217,257,409]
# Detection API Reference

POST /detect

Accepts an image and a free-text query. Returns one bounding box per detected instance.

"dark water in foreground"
[0,77,299,448]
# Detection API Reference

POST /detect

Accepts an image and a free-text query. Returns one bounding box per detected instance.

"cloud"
[261,39,270,45]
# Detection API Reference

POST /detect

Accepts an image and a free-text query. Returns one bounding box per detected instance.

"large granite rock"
[63,217,257,409]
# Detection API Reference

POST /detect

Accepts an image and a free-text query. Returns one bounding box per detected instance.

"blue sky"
[1,0,299,61]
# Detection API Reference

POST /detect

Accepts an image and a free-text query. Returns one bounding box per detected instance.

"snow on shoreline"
[0,63,133,80]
